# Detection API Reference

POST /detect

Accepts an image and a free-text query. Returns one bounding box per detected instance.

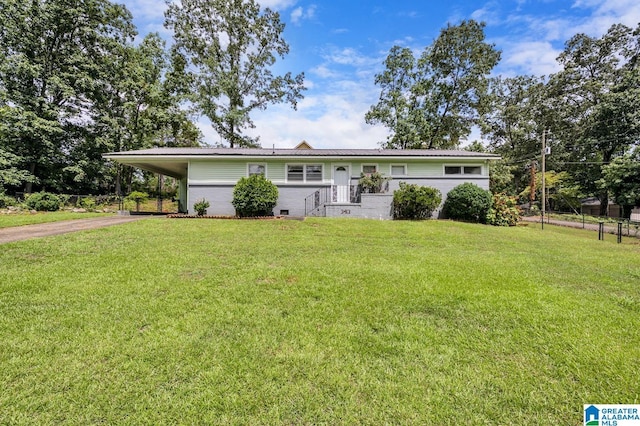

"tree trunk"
[24,162,36,194]
[598,193,609,217]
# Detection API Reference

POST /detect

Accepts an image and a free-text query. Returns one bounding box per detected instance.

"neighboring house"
[104,147,499,218]
[580,197,622,218]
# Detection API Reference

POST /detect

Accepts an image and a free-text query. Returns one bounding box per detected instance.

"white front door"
[333,166,349,203]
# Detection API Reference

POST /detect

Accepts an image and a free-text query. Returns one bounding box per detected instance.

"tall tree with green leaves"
[480,75,548,194]
[165,0,305,148]
[549,23,640,215]
[365,46,421,149]
[90,33,202,195]
[367,20,500,149]
[601,150,640,218]
[0,0,136,193]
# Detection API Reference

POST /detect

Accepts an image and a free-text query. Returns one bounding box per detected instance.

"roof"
[103,147,500,178]
[105,147,499,158]
[294,141,314,149]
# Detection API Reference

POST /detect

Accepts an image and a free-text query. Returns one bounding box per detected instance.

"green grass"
[1,219,639,424]
[0,211,113,229]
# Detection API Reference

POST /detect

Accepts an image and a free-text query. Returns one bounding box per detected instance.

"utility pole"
[541,129,546,230]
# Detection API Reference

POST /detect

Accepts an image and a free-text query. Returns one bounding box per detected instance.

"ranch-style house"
[104,145,499,218]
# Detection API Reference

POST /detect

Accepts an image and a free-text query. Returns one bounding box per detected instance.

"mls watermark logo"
[584,405,640,426]
[585,405,599,426]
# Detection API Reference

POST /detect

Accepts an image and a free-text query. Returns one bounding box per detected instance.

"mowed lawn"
[0,211,112,229]
[1,218,639,424]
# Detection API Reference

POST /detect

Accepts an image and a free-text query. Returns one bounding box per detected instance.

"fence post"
[582,214,585,229]
[598,221,604,241]
[618,222,623,244]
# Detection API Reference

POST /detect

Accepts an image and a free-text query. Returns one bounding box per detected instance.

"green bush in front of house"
[193,198,210,216]
[359,172,390,194]
[443,182,492,223]
[24,192,61,211]
[232,174,279,217]
[486,193,521,226]
[393,182,442,220]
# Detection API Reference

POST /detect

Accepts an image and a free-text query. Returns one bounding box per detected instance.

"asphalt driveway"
[0,215,150,244]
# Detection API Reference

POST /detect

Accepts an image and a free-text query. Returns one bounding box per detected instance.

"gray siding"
[186,159,490,218]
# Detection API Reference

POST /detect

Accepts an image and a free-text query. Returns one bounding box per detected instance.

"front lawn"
[0,219,638,424]
[0,211,112,229]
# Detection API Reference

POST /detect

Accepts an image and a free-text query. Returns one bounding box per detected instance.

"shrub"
[193,198,210,216]
[80,196,97,211]
[359,172,390,193]
[125,191,149,212]
[443,183,492,223]
[487,193,521,226]
[232,174,278,217]
[393,182,442,220]
[0,192,16,208]
[24,192,61,211]
[57,194,71,208]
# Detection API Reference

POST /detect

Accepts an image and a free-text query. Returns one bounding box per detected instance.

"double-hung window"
[390,164,406,176]
[287,164,323,182]
[362,164,377,175]
[305,165,323,181]
[248,163,266,176]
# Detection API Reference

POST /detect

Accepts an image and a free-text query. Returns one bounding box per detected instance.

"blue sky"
[120,0,640,149]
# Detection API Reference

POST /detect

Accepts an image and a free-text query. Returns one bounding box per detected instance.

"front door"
[333,166,349,203]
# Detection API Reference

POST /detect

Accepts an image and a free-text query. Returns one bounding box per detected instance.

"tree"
[549,23,640,215]
[91,33,202,195]
[0,0,136,193]
[480,76,548,194]
[601,151,640,218]
[0,148,36,191]
[165,0,305,148]
[367,20,500,149]
[517,170,582,212]
[365,46,421,148]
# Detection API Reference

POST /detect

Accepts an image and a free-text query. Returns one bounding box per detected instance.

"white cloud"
[501,41,562,76]
[323,47,382,68]
[471,2,501,26]
[290,4,316,25]
[570,0,640,35]
[258,0,298,10]
[310,65,341,79]
[244,97,389,149]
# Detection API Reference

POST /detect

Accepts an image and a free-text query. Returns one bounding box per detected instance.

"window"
[287,165,304,181]
[391,165,406,176]
[248,163,265,176]
[464,166,482,175]
[445,166,462,175]
[445,165,483,175]
[287,164,323,182]
[362,164,377,174]
[306,165,323,181]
